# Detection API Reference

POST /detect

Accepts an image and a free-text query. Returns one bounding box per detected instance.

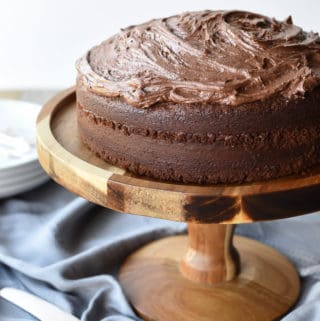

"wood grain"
[180,223,240,284]
[36,88,320,223]
[119,234,300,321]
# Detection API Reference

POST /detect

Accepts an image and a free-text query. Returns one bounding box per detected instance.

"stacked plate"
[0,99,49,198]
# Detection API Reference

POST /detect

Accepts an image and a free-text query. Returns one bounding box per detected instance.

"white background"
[1,0,319,89]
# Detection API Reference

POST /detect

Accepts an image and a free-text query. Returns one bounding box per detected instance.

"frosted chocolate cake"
[76,10,320,184]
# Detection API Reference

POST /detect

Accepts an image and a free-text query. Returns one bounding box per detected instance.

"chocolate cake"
[76,10,320,184]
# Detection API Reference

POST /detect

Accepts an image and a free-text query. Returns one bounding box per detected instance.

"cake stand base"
[120,235,300,321]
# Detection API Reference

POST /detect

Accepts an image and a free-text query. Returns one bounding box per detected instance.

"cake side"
[77,80,320,184]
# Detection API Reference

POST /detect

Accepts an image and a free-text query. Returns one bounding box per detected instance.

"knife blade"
[0,287,80,321]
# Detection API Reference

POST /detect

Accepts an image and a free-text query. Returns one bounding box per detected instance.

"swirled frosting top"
[77,10,320,108]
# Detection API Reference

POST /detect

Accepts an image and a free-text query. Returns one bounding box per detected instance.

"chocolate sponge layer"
[76,81,320,184]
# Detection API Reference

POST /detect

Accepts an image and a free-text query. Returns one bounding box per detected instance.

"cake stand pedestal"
[37,88,320,321]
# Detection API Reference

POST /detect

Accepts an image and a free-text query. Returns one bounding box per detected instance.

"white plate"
[0,99,49,197]
[0,166,47,187]
[0,160,43,179]
[0,99,41,170]
[0,173,49,198]
[0,157,39,174]
[0,171,48,191]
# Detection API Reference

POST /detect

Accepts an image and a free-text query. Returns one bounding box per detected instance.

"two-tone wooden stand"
[37,88,320,321]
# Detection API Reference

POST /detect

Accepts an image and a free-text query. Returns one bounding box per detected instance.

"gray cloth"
[0,181,319,321]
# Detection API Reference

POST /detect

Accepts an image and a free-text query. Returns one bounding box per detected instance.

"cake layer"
[77,99,320,184]
[77,80,320,136]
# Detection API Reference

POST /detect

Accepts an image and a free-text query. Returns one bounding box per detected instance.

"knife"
[0,287,80,321]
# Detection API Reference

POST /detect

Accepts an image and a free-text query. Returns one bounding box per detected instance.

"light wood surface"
[120,234,300,321]
[36,87,320,223]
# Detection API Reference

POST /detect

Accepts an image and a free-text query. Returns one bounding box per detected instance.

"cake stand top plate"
[36,88,320,223]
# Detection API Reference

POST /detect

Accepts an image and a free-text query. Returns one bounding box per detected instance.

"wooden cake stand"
[37,88,320,321]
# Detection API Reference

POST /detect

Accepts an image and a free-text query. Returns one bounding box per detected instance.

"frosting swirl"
[77,10,320,108]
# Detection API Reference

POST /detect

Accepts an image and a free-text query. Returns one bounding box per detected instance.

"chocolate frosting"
[77,10,320,108]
